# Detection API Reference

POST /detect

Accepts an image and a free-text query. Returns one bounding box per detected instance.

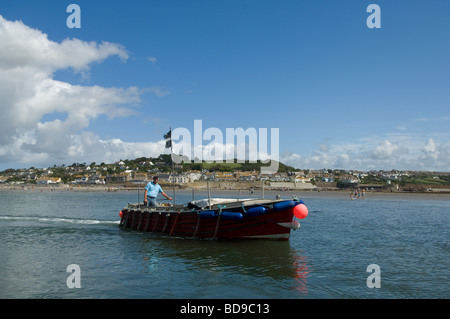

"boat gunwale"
[123,198,297,214]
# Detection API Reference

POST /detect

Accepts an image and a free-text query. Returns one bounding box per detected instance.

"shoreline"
[1,184,450,201]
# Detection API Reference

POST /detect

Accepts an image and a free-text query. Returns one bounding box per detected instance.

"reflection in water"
[136,234,311,297]
[290,251,310,296]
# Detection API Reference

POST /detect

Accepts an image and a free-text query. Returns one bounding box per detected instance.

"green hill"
[122,155,296,173]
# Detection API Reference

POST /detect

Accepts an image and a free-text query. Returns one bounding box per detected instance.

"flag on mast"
[164,129,172,149]
[164,128,176,205]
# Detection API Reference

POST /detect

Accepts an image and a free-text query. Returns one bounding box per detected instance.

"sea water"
[0,188,448,299]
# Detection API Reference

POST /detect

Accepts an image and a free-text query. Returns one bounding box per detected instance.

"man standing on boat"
[144,176,172,207]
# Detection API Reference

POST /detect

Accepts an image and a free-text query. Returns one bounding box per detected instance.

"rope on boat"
[152,213,160,232]
[144,211,152,232]
[193,215,201,238]
[162,213,170,233]
[119,213,125,227]
[131,211,136,229]
[169,212,181,236]
[213,215,221,239]
[123,211,129,228]
[137,211,144,230]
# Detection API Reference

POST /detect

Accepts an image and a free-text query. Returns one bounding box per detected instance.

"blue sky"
[0,1,449,171]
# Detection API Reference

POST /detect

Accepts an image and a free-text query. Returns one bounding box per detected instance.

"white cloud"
[281,134,450,171]
[147,56,157,65]
[0,15,163,168]
[419,138,447,168]
[0,17,128,72]
[66,132,166,165]
[144,87,170,97]
[423,138,436,154]
[371,140,400,159]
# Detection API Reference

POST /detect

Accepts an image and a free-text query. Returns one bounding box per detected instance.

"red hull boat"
[119,198,308,241]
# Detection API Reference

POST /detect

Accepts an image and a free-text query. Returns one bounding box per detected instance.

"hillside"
[122,155,297,173]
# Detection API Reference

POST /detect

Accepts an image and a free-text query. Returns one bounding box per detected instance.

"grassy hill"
[180,159,296,173]
[122,155,296,173]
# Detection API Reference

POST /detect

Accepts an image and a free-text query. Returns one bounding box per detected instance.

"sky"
[0,0,449,172]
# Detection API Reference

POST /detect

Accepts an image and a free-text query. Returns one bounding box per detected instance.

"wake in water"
[0,215,120,225]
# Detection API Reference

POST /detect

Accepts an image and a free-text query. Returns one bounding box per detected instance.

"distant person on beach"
[144,176,172,207]
[350,188,366,200]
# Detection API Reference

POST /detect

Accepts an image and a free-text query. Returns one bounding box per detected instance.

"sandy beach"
[2,184,449,202]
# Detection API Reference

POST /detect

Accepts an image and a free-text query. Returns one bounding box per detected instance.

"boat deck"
[125,198,293,212]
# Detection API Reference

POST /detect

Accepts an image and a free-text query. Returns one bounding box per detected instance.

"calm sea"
[0,188,448,300]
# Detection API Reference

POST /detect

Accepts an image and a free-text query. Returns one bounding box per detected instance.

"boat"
[118,197,308,241]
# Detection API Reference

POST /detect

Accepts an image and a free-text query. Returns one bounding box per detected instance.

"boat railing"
[125,197,296,212]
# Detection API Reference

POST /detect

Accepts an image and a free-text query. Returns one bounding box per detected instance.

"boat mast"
[164,128,176,206]
[170,127,176,206]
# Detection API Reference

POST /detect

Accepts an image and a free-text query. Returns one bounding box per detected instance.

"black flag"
[164,130,172,148]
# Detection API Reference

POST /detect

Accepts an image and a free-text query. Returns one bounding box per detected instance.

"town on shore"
[1,155,449,193]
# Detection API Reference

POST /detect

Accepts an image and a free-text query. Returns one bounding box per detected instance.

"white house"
[36,177,62,184]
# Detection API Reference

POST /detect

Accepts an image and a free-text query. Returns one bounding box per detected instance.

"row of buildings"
[69,170,313,185]
[1,168,314,185]
[1,162,426,186]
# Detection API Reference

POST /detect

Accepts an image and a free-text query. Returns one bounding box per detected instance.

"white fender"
[277,220,300,230]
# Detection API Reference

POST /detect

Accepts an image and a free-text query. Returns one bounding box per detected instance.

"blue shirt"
[145,182,163,198]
